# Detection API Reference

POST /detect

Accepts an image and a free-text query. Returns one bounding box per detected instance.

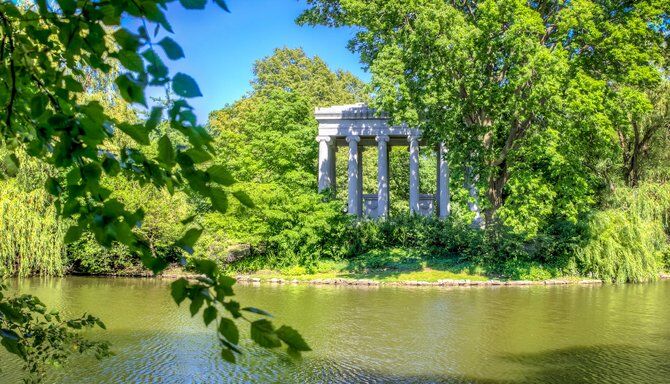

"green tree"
[299,0,669,229]
[250,47,368,107]
[617,80,670,186]
[206,48,365,267]
[0,0,308,376]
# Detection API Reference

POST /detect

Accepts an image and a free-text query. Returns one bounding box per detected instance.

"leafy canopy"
[299,0,669,232]
[0,0,307,371]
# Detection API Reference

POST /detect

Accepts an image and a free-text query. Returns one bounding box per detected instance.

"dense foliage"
[0,283,110,383]
[0,0,309,380]
[204,48,363,267]
[0,174,65,277]
[1,0,669,379]
[294,0,670,282]
[299,0,669,231]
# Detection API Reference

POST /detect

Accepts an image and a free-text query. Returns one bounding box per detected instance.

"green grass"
[228,248,490,282]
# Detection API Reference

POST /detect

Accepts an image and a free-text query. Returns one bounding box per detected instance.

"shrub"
[347,248,423,272]
[66,233,138,275]
[500,260,556,281]
[0,181,65,277]
[576,209,666,283]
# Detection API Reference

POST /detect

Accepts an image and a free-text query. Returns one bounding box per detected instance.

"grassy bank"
[232,259,489,283]
[222,248,574,283]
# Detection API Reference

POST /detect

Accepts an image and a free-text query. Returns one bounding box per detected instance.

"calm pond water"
[2,277,670,383]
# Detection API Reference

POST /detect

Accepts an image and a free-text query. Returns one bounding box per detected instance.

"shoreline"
[233,275,606,287]
[69,270,670,288]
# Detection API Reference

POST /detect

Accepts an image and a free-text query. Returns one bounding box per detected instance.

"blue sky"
[143,0,369,122]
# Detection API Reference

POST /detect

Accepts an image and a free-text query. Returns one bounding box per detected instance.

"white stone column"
[328,140,337,193]
[358,147,363,210]
[376,135,390,218]
[437,142,450,218]
[316,136,335,192]
[408,134,420,215]
[346,135,361,216]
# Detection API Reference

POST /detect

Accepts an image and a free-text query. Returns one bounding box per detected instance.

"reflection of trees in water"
[302,344,670,384]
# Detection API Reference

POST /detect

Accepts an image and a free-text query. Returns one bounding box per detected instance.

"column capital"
[375,135,390,144]
[346,135,360,144]
[407,134,421,143]
[316,135,334,145]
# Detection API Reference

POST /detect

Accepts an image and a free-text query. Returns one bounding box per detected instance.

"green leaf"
[171,278,189,305]
[2,154,19,177]
[218,275,236,288]
[64,76,84,92]
[63,225,83,244]
[250,319,281,348]
[142,49,169,82]
[189,295,204,316]
[158,37,185,60]
[113,29,140,51]
[30,95,46,118]
[177,228,203,254]
[118,123,150,145]
[115,74,147,106]
[276,326,311,351]
[218,318,239,344]
[192,258,217,279]
[95,319,107,330]
[233,191,254,208]
[213,0,230,12]
[158,135,176,166]
[184,148,212,163]
[220,338,242,353]
[45,177,61,196]
[145,106,163,131]
[56,0,76,15]
[203,306,217,326]
[1,336,22,358]
[102,156,121,176]
[210,188,228,213]
[220,347,236,363]
[181,214,197,225]
[242,307,272,317]
[180,0,207,9]
[172,73,202,98]
[0,303,23,323]
[117,50,144,72]
[207,165,235,186]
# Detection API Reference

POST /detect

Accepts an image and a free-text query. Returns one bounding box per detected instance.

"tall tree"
[299,0,669,226]
[205,48,365,261]
[617,80,670,186]
[250,47,368,107]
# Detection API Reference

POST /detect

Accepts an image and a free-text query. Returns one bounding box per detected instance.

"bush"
[500,260,556,281]
[574,184,670,283]
[66,233,138,275]
[347,248,423,272]
[577,209,666,283]
[0,181,65,277]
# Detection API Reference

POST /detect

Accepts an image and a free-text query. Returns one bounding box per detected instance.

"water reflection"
[2,277,669,383]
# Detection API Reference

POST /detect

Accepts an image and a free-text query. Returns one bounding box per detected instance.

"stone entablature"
[316,104,450,218]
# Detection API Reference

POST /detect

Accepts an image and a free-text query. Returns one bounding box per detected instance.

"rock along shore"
[98,270,670,287]
[233,276,610,287]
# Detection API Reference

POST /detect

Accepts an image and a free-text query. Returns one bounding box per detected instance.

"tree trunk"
[485,159,508,226]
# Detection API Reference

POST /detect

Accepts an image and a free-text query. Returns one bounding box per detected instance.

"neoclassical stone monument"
[315,104,450,218]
